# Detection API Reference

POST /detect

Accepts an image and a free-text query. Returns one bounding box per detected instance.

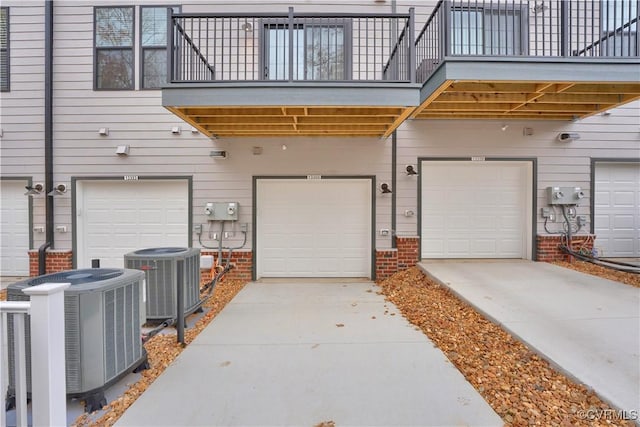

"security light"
[405,165,418,176]
[24,183,44,196]
[380,183,392,194]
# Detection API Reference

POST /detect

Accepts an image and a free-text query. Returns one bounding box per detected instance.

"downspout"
[39,0,54,275]
[391,131,397,249]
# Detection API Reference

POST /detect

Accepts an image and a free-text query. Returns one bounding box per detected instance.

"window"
[141,6,178,89]
[263,21,349,80]
[95,7,134,90]
[601,0,638,56]
[0,7,9,92]
[450,5,528,56]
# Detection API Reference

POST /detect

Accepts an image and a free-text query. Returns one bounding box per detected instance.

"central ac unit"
[124,247,201,321]
[7,268,147,411]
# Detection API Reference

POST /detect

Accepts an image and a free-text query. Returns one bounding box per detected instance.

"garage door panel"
[594,163,640,258]
[78,180,188,268]
[421,161,530,259]
[257,179,371,278]
[1,180,30,276]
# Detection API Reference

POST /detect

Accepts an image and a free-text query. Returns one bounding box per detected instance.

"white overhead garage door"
[257,179,372,278]
[76,179,189,268]
[421,161,532,259]
[0,180,30,276]
[594,162,640,257]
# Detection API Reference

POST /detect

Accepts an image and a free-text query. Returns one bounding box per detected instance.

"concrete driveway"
[116,279,501,426]
[419,260,640,416]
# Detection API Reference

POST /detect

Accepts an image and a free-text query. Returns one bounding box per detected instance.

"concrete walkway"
[116,280,501,426]
[419,260,640,415]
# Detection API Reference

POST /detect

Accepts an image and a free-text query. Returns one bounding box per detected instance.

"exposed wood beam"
[382,107,417,138]
[411,80,453,118]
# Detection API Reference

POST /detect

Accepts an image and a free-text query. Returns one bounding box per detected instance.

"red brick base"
[28,250,73,277]
[376,236,421,281]
[200,250,253,282]
[536,235,596,262]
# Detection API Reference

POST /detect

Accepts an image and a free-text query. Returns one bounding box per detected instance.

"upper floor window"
[263,21,349,80]
[0,7,9,92]
[141,6,178,89]
[95,7,134,90]
[450,4,528,56]
[601,0,638,56]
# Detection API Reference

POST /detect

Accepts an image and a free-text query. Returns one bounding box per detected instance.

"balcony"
[163,8,420,138]
[413,0,640,120]
[162,2,640,138]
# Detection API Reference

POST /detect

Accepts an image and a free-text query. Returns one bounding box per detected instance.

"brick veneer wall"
[200,250,253,282]
[376,237,421,281]
[376,249,398,280]
[28,250,73,277]
[536,235,596,262]
[397,237,420,270]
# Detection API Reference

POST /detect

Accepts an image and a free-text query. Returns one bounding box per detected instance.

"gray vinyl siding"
[1,0,638,255]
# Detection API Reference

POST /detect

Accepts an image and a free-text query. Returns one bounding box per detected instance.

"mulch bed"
[72,279,246,427]
[0,289,6,301]
[553,260,640,288]
[378,267,633,427]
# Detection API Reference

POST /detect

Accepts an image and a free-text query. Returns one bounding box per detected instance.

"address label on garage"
[123,175,139,181]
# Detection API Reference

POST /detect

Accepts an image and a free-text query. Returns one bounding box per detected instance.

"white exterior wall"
[0,0,638,258]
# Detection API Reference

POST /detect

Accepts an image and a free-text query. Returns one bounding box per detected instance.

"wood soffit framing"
[166,82,640,138]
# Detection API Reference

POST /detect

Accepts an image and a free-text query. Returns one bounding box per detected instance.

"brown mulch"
[379,267,633,427]
[553,260,640,288]
[0,289,6,301]
[72,279,246,427]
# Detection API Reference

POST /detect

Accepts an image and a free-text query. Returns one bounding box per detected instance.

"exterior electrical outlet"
[546,186,584,205]
[204,202,239,221]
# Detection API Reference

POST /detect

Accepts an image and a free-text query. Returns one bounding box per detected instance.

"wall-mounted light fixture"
[501,124,509,132]
[116,145,130,156]
[380,183,392,194]
[171,126,182,135]
[557,132,580,142]
[98,127,109,136]
[405,165,418,176]
[24,183,44,196]
[48,183,67,196]
[281,144,288,151]
[532,2,548,13]
[241,22,253,32]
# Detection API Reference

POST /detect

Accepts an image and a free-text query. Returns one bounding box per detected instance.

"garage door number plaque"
[123,175,139,181]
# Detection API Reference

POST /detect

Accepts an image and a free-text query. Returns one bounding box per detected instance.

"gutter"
[40,0,54,274]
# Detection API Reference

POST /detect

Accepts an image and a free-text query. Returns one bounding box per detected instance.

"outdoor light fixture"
[171,126,182,135]
[281,144,288,151]
[557,132,580,142]
[380,183,392,194]
[532,2,548,13]
[501,124,509,131]
[241,22,253,32]
[48,184,67,196]
[405,165,418,176]
[98,127,109,136]
[24,183,44,196]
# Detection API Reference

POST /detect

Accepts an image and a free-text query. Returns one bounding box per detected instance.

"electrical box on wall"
[546,187,585,205]
[204,202,239,221]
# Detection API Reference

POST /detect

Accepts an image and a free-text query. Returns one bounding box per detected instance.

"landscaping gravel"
[379,266,634,427]
[553,260,640,288]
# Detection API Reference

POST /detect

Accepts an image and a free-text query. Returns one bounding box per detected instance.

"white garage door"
[257,179,372,278]
[594,162,640,257]
[421,161,532,259]
[0,180,30,275]
[76,179,189,268]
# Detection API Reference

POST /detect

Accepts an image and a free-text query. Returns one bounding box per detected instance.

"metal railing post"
[288,7,294,82]
[23,283,70,427]
[442,0,451,57]
[560,0,570,56]
[167,7,174,82]
[408,7,416,83]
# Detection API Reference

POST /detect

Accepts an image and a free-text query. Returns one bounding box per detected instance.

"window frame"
[449,3,529,56]
[139,5,180,90]
[259,18,352,81]
[93,5,135,91]
[0,7,10,92]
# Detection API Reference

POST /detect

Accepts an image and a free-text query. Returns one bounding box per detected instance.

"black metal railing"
[168,8,415,83]
[415,0,639,83]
